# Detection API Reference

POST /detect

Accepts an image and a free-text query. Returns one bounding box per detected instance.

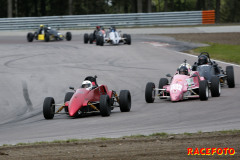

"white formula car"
[96,26,131,46]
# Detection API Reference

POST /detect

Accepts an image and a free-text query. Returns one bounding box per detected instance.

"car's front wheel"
[84,33,89,44]
[45,33,50,42]
[145,82,155,103]
[66,32,72,41]
[210,76,221,97]
[43,97,55,119]
[64,92,74,113]
[199,80,209,101]
[27,32,34,42]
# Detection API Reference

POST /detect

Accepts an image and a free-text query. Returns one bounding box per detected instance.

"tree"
[221,0,240,22]
[137,0,142,13]
[164,0,168,11]
[216,0,220,22]
[147,0,152,12]
[8,0,12,17]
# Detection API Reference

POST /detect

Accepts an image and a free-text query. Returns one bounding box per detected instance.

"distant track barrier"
[0,10,215,30]
[202,10,215,24]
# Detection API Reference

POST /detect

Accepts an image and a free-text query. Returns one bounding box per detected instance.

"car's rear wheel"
[210,76,221,97]
[34,32,38,40]
[27,32,34,42]
[119,90,131,112]
[226,66,235,88]
[89,33,94,44]
[199,80,209,101]
[99,36,104,46]
[145,82,155,103]
[45,33,50,42]
[123,34,127,44]
[64,92,74,113]
[100,95,111,117]
[43,97,55,119]
[96,35,100,45]
[66,32,72,41]
[84,33,89,44]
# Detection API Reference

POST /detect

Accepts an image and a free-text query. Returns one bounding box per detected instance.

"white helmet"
[81,80,92,89]
[178,63,192,71]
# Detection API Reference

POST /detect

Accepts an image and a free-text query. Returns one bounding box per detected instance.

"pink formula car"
[145,61,209,103]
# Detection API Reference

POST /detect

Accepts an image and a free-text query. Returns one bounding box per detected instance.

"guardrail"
[0,10,215,30]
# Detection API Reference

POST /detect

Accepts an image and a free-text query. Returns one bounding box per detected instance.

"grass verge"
[188,42,240,64]
[1,130,240,147]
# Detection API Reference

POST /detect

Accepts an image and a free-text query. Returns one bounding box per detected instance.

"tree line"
[0,0,239,23]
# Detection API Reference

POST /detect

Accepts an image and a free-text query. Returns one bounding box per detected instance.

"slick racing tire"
[119,90,131,112]
[84,33,89,44]
[226,66,235,88]
[66,32,72,41]
[158,78,168,95]
[100,95,111,117]
[99,36,104,46]
[199,80,209,101]
[145,82,155,103]
[64,92,74,113]
[96,35,100,45]
[210,76,221,97]
[123,34,127,44]
[89,33,94,44]
[43,97,55,119]
[126,34,131,45]
[34,32,38,40]
[27,32,34,42]
[45,33,50,42]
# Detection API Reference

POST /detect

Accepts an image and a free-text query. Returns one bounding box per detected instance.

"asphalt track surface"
[0,27,239,145]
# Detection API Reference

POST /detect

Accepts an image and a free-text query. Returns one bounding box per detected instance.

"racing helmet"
[179,66,188,75]
[96,26,100,30]
[110,25,116,31]
[40,24,44,28]
[178,63,192,71]
[47,27,51,30]
[81,80,92,89]
[198,55,208,65]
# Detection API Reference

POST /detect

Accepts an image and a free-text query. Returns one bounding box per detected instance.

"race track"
[0,28,239,145]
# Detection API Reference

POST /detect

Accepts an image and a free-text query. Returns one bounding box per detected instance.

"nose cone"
[170,92,182,101]
[68,92,85,117]
[170,89,183,102]
[169,82,184,102]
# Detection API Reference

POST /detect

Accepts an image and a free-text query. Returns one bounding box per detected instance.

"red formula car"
[43,76,131,119]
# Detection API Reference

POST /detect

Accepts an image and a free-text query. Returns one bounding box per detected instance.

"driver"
[81,80,92,90]
[109,26,116,32]
[178,63,192,75]
[198,55,208,65]
[179,66,188,75]
[37,24,47,34]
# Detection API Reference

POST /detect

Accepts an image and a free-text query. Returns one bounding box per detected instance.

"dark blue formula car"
[192,52,235,97]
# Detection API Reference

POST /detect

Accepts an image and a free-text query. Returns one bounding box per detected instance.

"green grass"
[219,129,240,134]
[123,134,148,138]
[1,130,240,147]
[193,42,240,64]
[183,132,193,136]
[150,132,168,137]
